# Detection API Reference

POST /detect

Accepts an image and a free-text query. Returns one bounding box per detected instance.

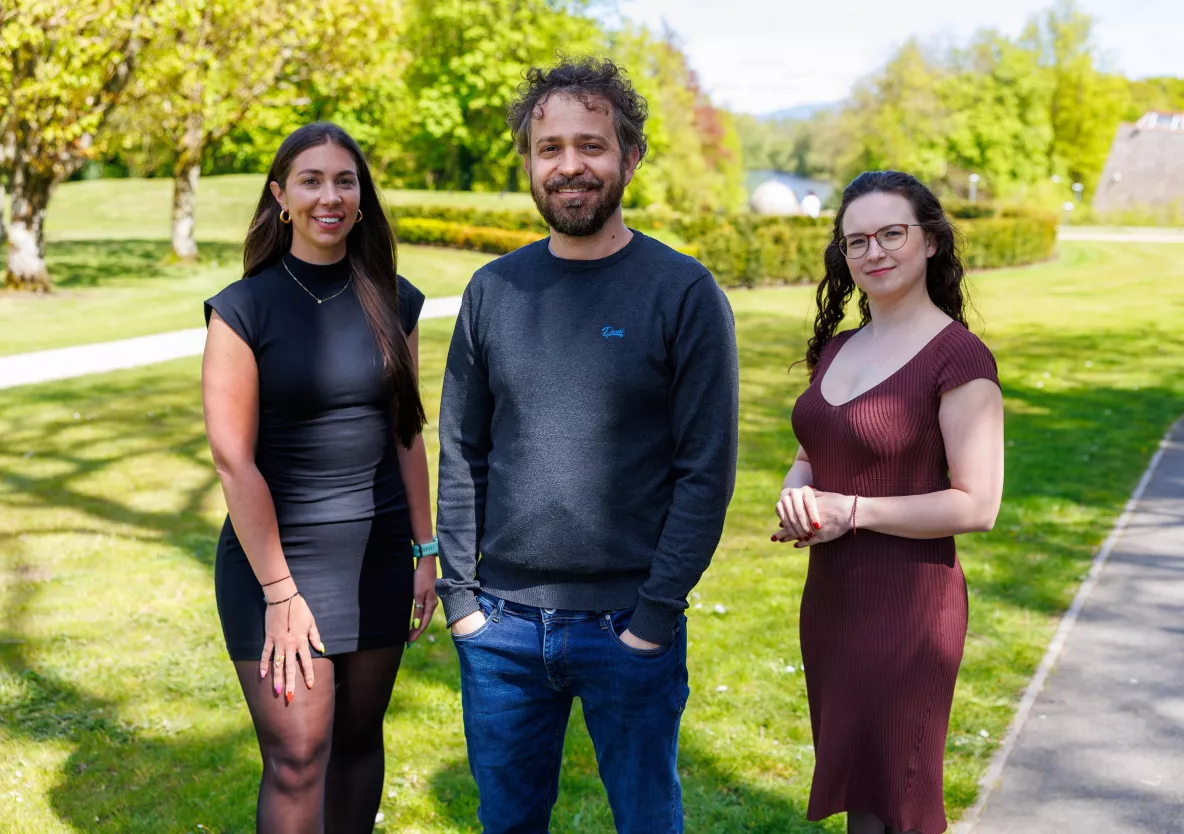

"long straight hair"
[242,122,425,447]
[805,171,968,377]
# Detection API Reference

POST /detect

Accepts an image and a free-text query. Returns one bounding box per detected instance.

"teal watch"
[412,536,439,563]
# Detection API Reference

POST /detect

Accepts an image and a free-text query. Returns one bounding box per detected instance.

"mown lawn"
[0,176,516,356]
[2,240,1183,832]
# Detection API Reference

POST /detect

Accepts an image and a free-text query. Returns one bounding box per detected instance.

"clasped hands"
[772,486,855,547]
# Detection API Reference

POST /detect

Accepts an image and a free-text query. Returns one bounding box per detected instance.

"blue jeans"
[452,593,690,834]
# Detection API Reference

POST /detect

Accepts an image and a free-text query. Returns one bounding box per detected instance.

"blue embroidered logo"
[601,325,625,340]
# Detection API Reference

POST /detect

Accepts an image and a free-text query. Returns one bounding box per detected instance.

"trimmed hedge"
[388,204,1057,286]
[959,214,1058,270]
[394,218,542,255]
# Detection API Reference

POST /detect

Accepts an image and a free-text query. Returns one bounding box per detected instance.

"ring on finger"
[414,603,425,610]
[274,654,285,663]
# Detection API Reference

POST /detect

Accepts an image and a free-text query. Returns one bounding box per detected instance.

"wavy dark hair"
[241,122,426,447]
[507,56,648,164]
[804,171,968,377]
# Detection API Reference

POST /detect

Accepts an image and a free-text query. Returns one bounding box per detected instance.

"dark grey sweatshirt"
[434,232,739,644]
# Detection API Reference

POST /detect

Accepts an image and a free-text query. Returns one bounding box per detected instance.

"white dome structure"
[749,179,801,215]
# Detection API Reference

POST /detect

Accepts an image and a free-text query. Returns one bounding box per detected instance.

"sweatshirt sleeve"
[434,281,493,625]
[628,273,740,644]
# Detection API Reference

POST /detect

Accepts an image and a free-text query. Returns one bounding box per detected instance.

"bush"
[388,203,1057,285]
[394,218,543,255]
[958,214,1058,270]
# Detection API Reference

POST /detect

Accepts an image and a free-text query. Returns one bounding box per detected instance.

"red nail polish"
[813,522,821,530]
[285,691,293,704]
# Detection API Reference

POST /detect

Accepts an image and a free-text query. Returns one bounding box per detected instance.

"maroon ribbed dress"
[791,321,999,834]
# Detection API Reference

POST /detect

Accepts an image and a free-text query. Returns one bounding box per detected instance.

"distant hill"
[758,102,839,122]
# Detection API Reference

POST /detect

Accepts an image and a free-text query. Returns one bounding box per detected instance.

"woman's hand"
[407,556,439,645]
[772,488,854,547]
[260,588,323,703]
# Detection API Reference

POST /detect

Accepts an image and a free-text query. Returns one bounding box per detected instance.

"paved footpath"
[0,295,462,390]
[962,417,1184,834]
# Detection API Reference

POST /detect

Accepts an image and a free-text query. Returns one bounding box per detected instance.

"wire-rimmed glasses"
[839,224,924,259]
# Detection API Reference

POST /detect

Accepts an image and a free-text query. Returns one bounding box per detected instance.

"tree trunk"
[5,162,55,292]
[170,94,204,262]
[171,160,200,261]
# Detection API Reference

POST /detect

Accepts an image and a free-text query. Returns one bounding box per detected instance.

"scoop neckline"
[817,320,958,408]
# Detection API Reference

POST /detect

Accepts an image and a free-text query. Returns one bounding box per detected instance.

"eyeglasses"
[839,224,923,259]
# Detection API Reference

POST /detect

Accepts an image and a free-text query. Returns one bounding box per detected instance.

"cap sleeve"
[397,275,426,336]
[204,280,257,351]
[932,324,999,395]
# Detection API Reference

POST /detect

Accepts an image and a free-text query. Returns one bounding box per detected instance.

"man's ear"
[621,145,641,188]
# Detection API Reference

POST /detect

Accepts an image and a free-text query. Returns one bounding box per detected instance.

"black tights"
[848,812,920,834]
[235,646,405,833]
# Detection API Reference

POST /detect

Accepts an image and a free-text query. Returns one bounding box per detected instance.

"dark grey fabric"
[435,232,739,644]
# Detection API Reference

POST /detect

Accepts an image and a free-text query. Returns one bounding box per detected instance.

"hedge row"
[394,218,542,255]
[388,205,1057,287]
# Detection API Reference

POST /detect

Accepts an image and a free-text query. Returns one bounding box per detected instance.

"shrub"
[394,218,543,255]
[958,214,1058,270]
[387,203,1057,285]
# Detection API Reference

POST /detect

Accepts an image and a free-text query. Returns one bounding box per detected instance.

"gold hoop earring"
[279,209,291,224]
[355,209,363,223]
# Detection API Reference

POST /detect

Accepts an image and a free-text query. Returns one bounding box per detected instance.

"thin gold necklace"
[281,256,353,305]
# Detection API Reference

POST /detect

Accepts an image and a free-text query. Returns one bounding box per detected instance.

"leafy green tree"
[828,40,949,187]
[611,25,744,212]
[942,31,1054,197]
[1020,0,1129,194]
[1,1,158,290]
[116,0,397,261]
[401,0,603,192]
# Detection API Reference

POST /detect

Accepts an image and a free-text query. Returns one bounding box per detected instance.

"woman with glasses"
[772,171,1004,834]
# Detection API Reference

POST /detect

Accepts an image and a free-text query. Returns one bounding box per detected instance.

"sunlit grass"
[2,241,1183,831]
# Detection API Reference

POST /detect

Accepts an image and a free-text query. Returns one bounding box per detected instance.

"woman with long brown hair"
[773,171,1005,834]
[202,122,438,831]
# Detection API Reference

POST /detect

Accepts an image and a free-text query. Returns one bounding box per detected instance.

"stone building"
[1093,112,1184,213]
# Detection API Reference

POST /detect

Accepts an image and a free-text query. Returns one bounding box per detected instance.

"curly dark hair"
[804,171,968,377]
[507,56,648,164]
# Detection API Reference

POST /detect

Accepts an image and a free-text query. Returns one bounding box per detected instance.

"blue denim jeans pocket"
[604,607,680,658]
[450,593,500,644]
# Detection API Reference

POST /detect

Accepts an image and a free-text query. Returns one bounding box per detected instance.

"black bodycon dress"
[204,254,424,660]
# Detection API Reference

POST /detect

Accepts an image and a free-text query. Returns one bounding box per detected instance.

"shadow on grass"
[3,313,1183,829]
[44,240,243,290]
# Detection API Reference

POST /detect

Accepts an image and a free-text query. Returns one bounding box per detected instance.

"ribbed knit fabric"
[790,321,999,834]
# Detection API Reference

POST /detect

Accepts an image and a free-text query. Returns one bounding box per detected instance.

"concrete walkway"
[963,418,1184,834]
[0,295,463,390]
[1059,226,1184,244]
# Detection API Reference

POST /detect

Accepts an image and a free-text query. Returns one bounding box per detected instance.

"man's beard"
[531,165,626,237]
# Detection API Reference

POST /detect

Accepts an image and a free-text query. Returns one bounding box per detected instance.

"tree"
[829,40,949,187]
[117,0,397,261]
[1020,0,1129,194]
[942,31,1054,197]
[611,25,744,212]
[1,1,157,290]
[400,0,604,192]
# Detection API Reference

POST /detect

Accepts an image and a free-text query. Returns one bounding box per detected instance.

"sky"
[598,0,1184,115]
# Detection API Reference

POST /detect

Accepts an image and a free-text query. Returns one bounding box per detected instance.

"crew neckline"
[282,253,351,286]
[544,230,646,271]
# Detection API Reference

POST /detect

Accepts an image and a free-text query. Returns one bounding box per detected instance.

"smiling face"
[270,141,360,263]
[526,92,638,237]
[840,191,934,301]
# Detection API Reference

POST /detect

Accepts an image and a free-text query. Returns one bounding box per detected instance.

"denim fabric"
[453,593,690,834]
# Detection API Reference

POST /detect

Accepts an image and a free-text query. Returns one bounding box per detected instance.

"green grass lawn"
[41,175,534,244]
[3,240,1183,831]
[0,177,506,356]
